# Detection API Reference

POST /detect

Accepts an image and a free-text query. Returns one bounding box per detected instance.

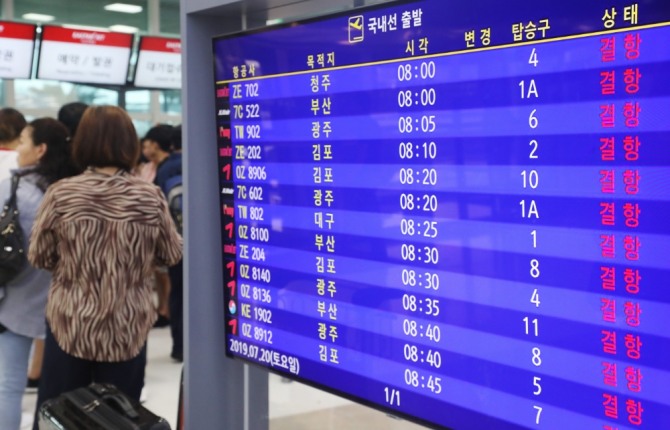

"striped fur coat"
[28,169,183,362]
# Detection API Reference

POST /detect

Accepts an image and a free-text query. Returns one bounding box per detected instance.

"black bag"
[0,174,27,285]
[38,383,171,430]
[164,174,183,235]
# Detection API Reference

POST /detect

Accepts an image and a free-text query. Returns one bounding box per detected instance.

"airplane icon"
[348,15,364,42]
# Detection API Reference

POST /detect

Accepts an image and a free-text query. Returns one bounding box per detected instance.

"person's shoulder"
[155,156,181,187]
[0,176,10,195]
[49,172,163,204]
[42,174,82,198]
[18,172,47,193]
[47,172,117,193]
[0,150,17,158]
[0,151,17,174]
[121,173,164,196]
[50,173,85,187]
[159,154,182,172]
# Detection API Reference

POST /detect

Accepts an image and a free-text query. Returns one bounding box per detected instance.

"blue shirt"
[155,152,182,196]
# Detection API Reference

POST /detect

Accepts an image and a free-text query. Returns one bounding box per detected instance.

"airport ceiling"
[14,0,180,35]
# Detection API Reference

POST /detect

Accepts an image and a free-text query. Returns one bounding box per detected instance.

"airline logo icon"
[217,87,230,98]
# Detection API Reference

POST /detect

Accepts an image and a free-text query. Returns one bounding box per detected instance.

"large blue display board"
[213,1,670,428]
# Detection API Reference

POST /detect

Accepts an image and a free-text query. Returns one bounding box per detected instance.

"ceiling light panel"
[63,24,110,32]
[22,13,55,22]
[104,3,143,14]
[109,24,139,33]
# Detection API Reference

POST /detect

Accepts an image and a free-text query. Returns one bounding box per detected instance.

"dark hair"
[29,118,81,185]
[171,125,182,151]
[143,124,174,152]
[71,105,139,171]
[0,108,27,143]
[57,102,88,138]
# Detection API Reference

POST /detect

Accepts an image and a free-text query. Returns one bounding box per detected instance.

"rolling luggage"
[38,383,171,430]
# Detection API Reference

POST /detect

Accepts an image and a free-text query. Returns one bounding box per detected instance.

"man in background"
[57,102,88,138]
[142,125,175,329]
[154,125,183,362]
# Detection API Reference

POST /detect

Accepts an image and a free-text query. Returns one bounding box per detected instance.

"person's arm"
[28,188,59,271]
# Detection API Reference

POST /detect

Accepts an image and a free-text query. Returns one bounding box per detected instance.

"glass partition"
[13,79,117,110]
[125,89,152,113]
[159,89,181,114]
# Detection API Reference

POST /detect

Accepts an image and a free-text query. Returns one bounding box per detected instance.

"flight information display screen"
[37,26,133,86]
[212,1,670,428]
[0,22,36,79]
[133,36,181,89]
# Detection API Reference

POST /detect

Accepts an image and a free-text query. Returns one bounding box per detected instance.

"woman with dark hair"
[29,105,182,424]
[0,107,26,182]
[0,117,79,430]
[26,103,86,393]
[26,119,81,187]
[56,101,88,138]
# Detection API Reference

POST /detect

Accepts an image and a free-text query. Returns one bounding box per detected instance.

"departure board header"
[213,0,670,428]
[214,0,669,81]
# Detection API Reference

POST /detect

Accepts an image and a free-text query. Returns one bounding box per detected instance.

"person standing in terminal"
[0,118,79,430]
[25,101,90,394]
[154,124,184,362]
[140,124,175,328]
[28,105,183,426]
[56,102,88,138]
[0,108,26,182]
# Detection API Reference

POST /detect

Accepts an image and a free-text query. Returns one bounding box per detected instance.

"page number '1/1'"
[384,387,401,406]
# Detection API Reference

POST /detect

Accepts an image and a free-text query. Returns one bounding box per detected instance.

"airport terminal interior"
[6,0,428,428]
[3,0,668,428]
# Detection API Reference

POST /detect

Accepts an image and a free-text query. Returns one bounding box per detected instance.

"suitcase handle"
[105,393,140,420]
[89,383,140,421]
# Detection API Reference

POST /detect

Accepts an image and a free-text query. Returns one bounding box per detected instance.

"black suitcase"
[38,383,171,430]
